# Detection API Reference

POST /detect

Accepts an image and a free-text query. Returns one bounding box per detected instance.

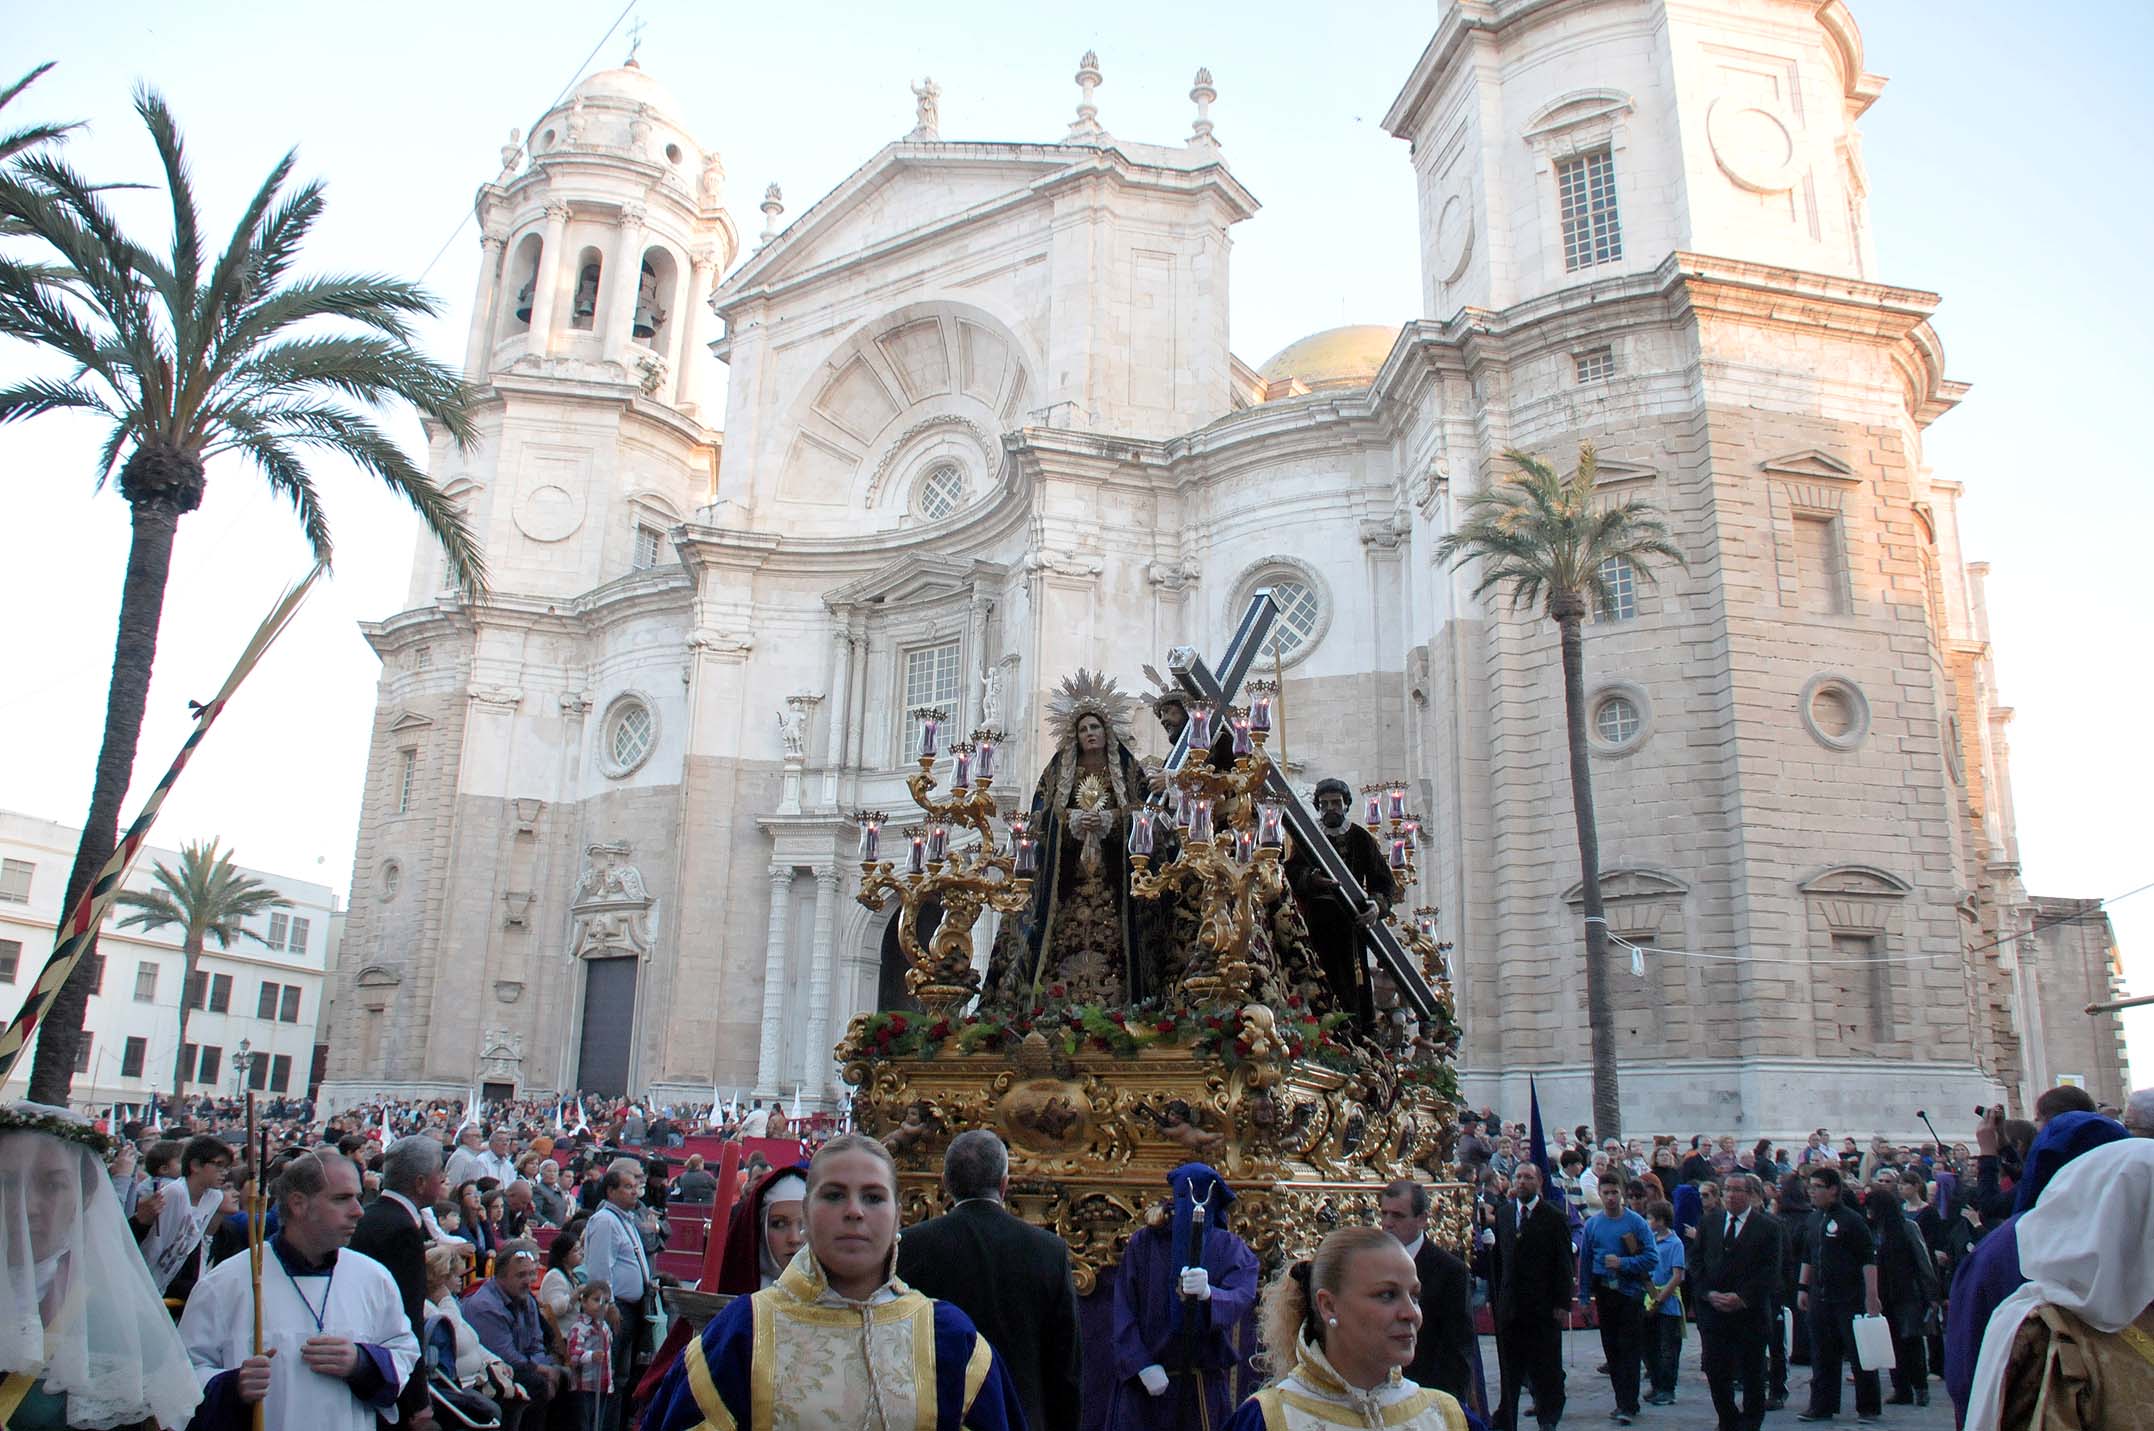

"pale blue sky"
[4,1,2149,1089]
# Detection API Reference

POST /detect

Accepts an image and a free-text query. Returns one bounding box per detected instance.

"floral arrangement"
[849,993,1361,1074]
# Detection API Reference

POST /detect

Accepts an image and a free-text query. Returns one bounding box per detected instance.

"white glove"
[1179,1266,1211,1300]
[1138,1364,1169,1396]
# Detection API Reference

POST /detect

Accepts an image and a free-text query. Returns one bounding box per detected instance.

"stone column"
[754,866,793,1098]
[822,613,854,806]
[671,249,713,410]
[527,203,571,357]
[463,230,507,378]
[601,204,648,364]
[803,866,841,1099]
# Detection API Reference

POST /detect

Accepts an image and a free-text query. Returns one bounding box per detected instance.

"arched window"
[1594,555,1637,622]
[633,247,678,350]
[570,248,604,331]
[1232,558,1330,666]
[505,233,543,335]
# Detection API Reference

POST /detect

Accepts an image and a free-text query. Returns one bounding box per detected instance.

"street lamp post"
[233,1039,255,1099]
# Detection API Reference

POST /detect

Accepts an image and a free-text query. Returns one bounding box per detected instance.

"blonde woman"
[1228,1226,1477,1430]
[643,1134,1024,1430]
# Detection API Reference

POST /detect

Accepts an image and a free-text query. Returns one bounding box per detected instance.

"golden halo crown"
[1047,668,1136,748]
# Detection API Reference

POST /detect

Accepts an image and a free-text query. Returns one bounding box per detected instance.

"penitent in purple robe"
[1109,1222,1261,1431]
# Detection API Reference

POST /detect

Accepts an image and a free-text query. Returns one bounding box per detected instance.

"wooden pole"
[698,1141,745,1291]
[246,1090,265,1431]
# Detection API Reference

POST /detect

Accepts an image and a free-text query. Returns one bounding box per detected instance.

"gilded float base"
[840,1029,1470,1293]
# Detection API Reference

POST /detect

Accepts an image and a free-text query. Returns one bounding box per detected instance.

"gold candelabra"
[856,718,1034,1017]
[1128,701,1287,1003]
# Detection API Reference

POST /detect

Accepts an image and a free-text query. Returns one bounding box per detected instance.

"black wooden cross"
[1156,591,1440,1021]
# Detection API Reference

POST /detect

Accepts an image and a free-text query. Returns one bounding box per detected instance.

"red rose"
[1232,1038,1252,1058]
[1049,983,1067,999]
[927,1021,952,1041]
[1156,1019,1177,1034]
[888,1014,909,1033]
[1286,995,1304,1009]
[1288,1041,1305,1058]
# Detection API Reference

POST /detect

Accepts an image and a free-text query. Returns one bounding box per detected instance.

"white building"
[0,811,337,1109]
[321,0,2116,1135]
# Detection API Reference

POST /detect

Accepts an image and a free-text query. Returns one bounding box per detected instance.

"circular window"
[1595,695,1640,744]
[915,463,967,520]
[538,129,556,152]
[665,142,683,164]
[599,694,659,778]
[1586,682,1652,756]
[1232,558,1332,668]
[1801,674,1871,751]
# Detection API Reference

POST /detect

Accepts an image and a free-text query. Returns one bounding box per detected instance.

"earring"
[1326,1317,1337,1326]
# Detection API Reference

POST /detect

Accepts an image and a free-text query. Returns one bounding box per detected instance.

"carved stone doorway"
[577,955,638,1096]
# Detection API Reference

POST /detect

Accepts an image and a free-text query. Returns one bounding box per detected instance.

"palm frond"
[0,376,118,425]
[0,63,78,165]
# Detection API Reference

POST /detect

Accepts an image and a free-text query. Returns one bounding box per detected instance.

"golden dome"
[1256,324,1402,393]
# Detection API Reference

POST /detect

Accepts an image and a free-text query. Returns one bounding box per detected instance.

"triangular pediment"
[718,144,1079,301]
[1760,449,1858,483]
[1798,864,1912,898]
[386,708,434,734]
[826,553,1006,610]
[1561,457,1657,488]
[1563,868,1691,905]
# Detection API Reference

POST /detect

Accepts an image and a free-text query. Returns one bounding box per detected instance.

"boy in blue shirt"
[1643,1199,1686,1405]
[1578,1178,1658,1423]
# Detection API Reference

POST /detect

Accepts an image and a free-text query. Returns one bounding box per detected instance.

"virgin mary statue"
[987,669,1155,1008]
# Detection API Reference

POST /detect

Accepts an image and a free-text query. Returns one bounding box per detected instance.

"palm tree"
[113,840,285,1096]
[0,86,488,1105]
[1434,443,1685,1141]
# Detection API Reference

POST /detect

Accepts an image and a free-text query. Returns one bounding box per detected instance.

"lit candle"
[1232,716,1254,757]
[1250,691,1272,733]
[1417,911,1438,940]
[1014,837,1038,876]
[907,830,927,875]
[857,813,882,862]
[1403,815,1423,846]
[975,736,996,782]
[952,747,973,788]
[1190,796,1215,844]
[1364,789,1383,827]
[1235,828,1255,863]
[1008,813,1029,847]
[1387,783,1407,822]
[1189,702,1214,750]
[926,822,949,863]
[920,712,940,759]
[1390,836,1410,870]
[1169,787,1188,830]
[1129,808,1155,855]
[1258,800,1284,848]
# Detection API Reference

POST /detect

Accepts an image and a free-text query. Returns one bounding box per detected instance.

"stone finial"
[759,183,785,247]
[910,76,942,141]
[1069,50,1105,142]
[1189,67,1218,149]
[498,127,523,183]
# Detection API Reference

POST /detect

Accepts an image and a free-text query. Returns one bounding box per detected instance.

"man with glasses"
[462,1238,561,1424]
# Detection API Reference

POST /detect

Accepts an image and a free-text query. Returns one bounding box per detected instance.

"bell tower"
[465,61,739,414]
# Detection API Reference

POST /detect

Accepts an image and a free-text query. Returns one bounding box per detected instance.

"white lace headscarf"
[0,1105,202,1428]
[1963,1138,2154,1431]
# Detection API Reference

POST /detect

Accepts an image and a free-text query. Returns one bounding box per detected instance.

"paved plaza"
[1501,1330,1954,1431]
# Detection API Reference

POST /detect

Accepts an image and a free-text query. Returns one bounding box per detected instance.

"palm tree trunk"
[25,500,182,1106]
[171,933,200,1098]
[1556,604,1623,1141]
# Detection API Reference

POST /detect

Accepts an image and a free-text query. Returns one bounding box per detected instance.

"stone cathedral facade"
[323,0,2109,1134]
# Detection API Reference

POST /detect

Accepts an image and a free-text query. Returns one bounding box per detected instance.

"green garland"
[0,1103,117,1158]
[852,996,1378,1075]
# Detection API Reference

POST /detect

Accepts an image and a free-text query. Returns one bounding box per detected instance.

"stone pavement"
[1488,1330,1955,1431]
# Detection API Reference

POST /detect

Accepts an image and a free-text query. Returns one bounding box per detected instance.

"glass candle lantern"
[1250,691,1272,733]
[1014,837,1038,876]
[1190,796,1215,844]
[1416,910,1438,940]
[1129,808,1155,855]
[926,822,949,863]
[906,830,927,875]
[919,712,941,759]
[857,813,882,863]
[1231,716,1254,757]
[1189,701,1215,750]
[1364,789,1383,827]
[975,736,996,783]
[1234,828,1255,863]
[1389,836,1410,870]
[1386,783,1408,822]
[1403,815,1423,846]
[952,747,972,788]
[1257,800,1285,848]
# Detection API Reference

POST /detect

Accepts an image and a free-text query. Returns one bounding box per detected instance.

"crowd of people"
[4,1078,2150,1430]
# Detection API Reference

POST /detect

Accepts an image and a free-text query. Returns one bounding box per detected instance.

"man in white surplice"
[179,1146,420,1429]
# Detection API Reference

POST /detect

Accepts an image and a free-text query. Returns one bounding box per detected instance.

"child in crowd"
[565,1279,616,1430]
[1642,1200,1686,1405]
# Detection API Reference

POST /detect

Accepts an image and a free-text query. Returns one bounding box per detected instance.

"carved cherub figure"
[884,1100,937,1155]
[1154,1097,1224,1155]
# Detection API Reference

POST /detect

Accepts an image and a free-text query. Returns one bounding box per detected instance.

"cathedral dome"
[569,62,683,118]
[1257,324,1402,392]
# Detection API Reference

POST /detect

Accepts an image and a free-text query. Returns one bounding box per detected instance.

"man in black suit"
[1381,1178,1478,1410]
[1693,1172,1778,1431]
[1490,1162,1572,1431]
[349,1133,444,1426]
[895,1129,1081,1431]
